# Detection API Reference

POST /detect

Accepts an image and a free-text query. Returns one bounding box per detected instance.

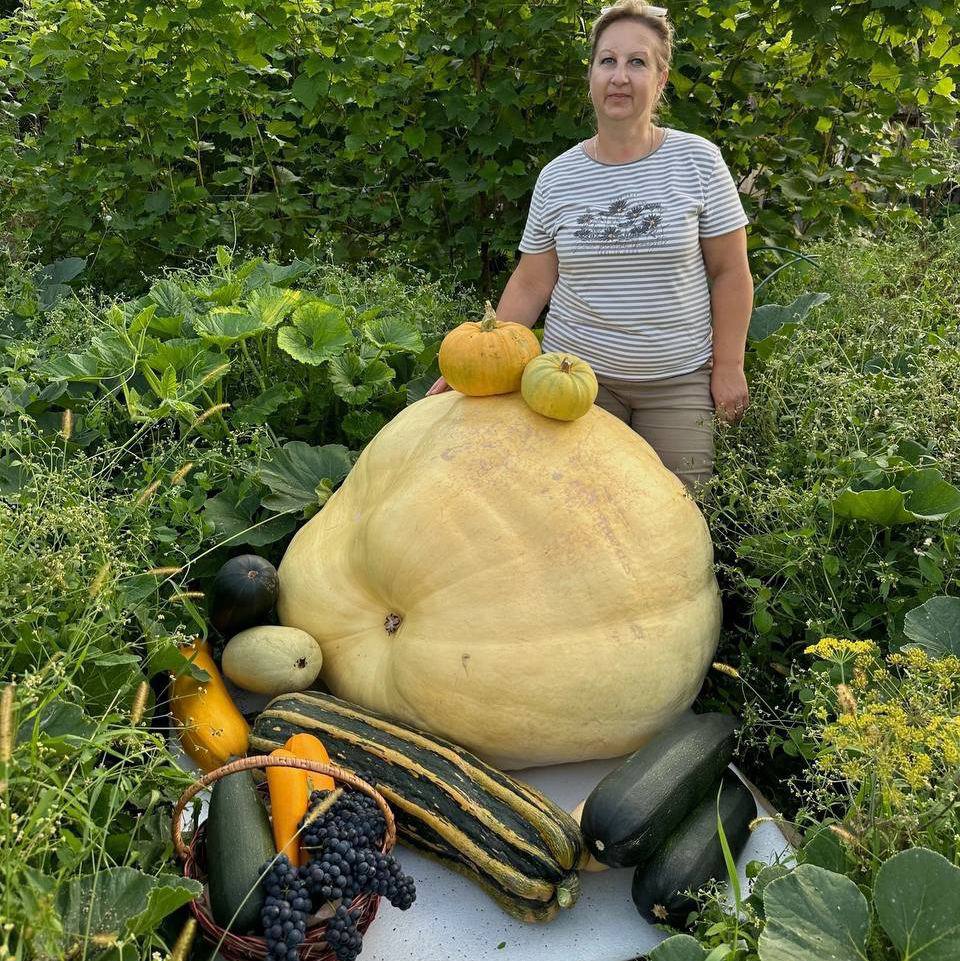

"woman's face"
[589,20,668,126]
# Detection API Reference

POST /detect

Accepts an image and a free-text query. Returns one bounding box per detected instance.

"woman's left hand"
[711,364,749,424]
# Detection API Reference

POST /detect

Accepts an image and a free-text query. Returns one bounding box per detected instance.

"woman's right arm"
[494,249,559,327]
[426,250,559,395]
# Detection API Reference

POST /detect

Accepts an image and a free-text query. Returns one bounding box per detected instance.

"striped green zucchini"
[250,691,587,922]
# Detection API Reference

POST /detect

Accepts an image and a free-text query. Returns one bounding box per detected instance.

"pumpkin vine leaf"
[257,441,353,515]
[277,301,353,366]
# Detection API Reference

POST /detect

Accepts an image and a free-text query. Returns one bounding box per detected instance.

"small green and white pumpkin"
[521,352,598,421]
[221,625,323,696]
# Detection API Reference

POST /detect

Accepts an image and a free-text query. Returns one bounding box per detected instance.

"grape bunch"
[259,788,417,961]
[259,854,312,961]
[300,788,386,853]
[368,851,417,910]
[323,904,363,961]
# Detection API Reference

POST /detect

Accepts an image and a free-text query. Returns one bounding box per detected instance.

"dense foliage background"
[1,0,958,289]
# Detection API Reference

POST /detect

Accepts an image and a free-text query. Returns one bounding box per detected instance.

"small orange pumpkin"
[521,352,598,421]
[438,300,541,396]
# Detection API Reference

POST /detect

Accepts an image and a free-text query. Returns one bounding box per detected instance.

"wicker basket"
[172,754,397,961]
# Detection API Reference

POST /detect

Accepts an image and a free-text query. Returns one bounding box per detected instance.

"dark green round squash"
[208,554,279,639]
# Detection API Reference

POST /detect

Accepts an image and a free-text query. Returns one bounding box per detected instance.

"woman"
[428,0,753,492]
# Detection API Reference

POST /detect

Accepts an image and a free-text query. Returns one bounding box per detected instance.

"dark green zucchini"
[206,766,276,933]
[580,711,738,867]
[631,769,756,927]
[250,691,587,922]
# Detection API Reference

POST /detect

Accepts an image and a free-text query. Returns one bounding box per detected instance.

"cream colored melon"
[221,625,322,696]
[277,390,721,770]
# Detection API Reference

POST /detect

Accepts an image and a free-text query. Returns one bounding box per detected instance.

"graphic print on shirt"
[572,194,664,253]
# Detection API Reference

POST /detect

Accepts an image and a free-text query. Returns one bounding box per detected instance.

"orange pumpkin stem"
[480,300,499,332]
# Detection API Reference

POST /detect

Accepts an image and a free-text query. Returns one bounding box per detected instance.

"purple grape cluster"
[258,788,416,961]
[259,854,311,961]
[300,788,386,854]
[324,904,363,961]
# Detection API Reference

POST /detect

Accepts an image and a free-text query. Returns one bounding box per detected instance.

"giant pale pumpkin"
[277,391,721,770]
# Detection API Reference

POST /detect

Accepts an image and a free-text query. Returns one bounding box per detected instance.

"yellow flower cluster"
[804,637,880,661]
[805,640,960,837]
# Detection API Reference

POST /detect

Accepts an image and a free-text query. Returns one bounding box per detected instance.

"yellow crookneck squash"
[171,638,249,772]
[277,392,721,770]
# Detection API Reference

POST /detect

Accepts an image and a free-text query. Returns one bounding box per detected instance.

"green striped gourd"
[251,691,588,922]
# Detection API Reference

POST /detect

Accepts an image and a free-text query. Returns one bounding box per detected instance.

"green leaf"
[87,649,141,669]
[758,864,869,961]
[196,279,244,307]
[362,315,424,354]
[142,339,228,390]
[194,307,265,347]
[716,781,742,908]
[277,301,353,365]
[41,331,134,382]
[234,384,300,425]
[258,442,352,513]
[0,456,28,495]
[899,469,960,520]
[748,292,830,342]
[127,304,158,338]
[157,365,178,400]
[341,409,387,443]
[203,490,296,548]
[36,257,87,287]
[56,867,201,938]
[146,645,209,682]
[328,353,394,405]
[750,864,791,918]
[245,259,313,289]
[292,73,324,110]
[648,935,709,961]
[832,469,960,526]
[902,596,960,656]
[147,279,195,334]
[17,702,97,745]
[34,257,86,311]
[832,487,916,526]
[800,823,857,875]
[874,848,960,961]
[246,285,302,329]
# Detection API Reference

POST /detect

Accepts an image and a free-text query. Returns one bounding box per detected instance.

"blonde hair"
[587,1,674,118]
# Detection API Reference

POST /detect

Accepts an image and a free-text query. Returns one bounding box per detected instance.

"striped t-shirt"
[518,127,749,381]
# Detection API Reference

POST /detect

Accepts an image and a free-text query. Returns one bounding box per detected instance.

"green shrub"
[706,218,960,668]
[1,0,956,289]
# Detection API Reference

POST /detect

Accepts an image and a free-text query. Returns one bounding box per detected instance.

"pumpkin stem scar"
[384,612,403,634]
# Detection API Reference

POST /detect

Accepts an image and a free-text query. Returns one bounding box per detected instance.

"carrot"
[284,732,336,794]
[265,748,310,866]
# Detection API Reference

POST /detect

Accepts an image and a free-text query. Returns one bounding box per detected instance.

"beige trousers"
[594,363,715,491]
